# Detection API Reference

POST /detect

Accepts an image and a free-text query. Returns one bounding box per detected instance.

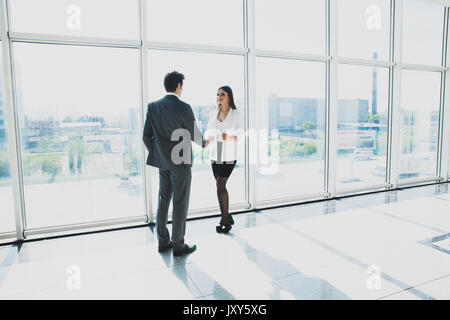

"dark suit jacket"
[143,94,206,170]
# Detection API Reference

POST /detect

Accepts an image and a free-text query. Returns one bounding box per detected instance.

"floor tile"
[401,184,450,198]
[1,182,450,300]
[17,227,155,264]
[368,197,450,232]
[204,289,236,300]
[378,290,430,300]
[337,190,400,208]
[274,273,350,300]
[0,245,19,267]
[260,199,359,223]
[1,264,202,299]
[401,275,450,299]
[186,211,274,237]
[285,208,450,297]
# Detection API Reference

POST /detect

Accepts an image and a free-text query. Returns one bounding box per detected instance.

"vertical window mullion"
[388,0,403,188]
[139,0,153,223]
[439,7,450,180]
[0,0,25,240]
[246,0,256,209]
[327,0,338,197]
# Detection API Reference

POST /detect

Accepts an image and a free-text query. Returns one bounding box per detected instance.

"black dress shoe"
[158,241,173,253]
[173,244,197,256]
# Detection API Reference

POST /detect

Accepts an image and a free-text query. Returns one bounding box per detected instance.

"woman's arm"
[222,111,242,141]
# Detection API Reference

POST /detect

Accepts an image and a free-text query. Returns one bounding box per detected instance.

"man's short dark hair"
[164,71,185,92]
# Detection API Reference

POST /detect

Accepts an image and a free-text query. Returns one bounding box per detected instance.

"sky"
[147,50,245,107]
[9,0,140,39]
[3,0,447,120]
[13,43,140,120]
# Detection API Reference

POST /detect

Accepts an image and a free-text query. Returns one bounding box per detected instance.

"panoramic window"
[1,0,449,237]
[399,70,441,181]
[336,64,390,190]
[337,0,391,61]
[147,0,244,47]
[402,0,444,66]
[9,0,140,39]
[0,48,16,233]
[255,0,325,55]
[147,50,246,214]
[14,43,145,229]
[255,57,326,202]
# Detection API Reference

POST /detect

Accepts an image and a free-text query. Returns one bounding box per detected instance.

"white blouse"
[204,108,243,162]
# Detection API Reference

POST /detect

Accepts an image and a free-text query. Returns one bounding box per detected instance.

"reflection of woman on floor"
[204,86,242,233]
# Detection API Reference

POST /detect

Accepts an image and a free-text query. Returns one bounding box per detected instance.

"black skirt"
[211,160,237,179]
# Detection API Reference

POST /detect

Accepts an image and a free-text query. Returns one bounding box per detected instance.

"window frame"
[0,0,449,241]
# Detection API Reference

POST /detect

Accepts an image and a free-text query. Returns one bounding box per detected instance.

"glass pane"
[14,43,145,229]
[255,0,325,55]
[399,70,440,181]
[147,50,246,214]
[337,0,390,61]
[255,57,326,201]
[10,0,139,39]
[147,0,243,47]
[337,65,389,190]
[402,0,444,66]
[0,48,16,233]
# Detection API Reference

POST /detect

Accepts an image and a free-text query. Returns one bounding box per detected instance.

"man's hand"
[222,133,227,140]
[205,139,210,148]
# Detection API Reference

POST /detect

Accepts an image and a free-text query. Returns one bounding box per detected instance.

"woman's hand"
[205,138,210,148]
[222,133,238,141]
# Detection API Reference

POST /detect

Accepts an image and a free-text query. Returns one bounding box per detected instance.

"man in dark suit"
[143,71,208,256]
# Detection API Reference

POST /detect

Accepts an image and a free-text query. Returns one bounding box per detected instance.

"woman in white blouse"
[205,86,242,233]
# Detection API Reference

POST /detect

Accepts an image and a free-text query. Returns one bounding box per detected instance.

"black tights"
[216,176,230,224]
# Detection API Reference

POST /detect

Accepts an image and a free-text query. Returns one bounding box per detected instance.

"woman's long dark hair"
[218,86,237,110]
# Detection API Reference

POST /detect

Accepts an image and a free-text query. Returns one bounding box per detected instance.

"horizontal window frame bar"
[178,203,251,222]
[7,35,446,73]
[0,231,16,240]
[400,63,448,72]
[335,183,392,197]
[397,176,442,188]
[9,32,141,48]
[255,192,329,209]
[145,41,249,55]
[23,215,147,238]
[182,202,251,218]
[255,49,330,62]
[335,57,394,68]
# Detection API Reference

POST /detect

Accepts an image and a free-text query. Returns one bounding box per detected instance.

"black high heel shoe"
[216,223,232,233]
[216,216,224,233]
[216,215,233,233]
[222,223,232,233]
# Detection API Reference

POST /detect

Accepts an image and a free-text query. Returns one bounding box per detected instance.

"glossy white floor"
[0,183,449,300]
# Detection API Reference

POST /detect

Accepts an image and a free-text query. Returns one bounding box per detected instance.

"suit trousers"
[156,166,192,250]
